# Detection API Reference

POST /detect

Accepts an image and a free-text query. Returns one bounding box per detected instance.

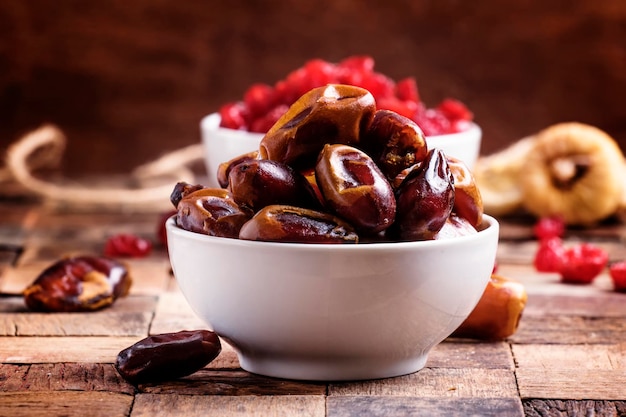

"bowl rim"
[200,112,480,139]
[166,214,499,253]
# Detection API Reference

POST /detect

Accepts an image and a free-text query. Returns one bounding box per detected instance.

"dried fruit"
[176,188,252,238]
[533,216,566,240]
[104,234,152,258]
[259,84,376,168]
[227,158,321,212]
[609,261,626,292]
[115,330,221,384]
[216,151,259,189]
[521,123,625,225]
[239,205,359,244]
[447,156,483,227]
[360,109,428,181]
[389,148,455,241]
[559,243,608,284]
[452,274,527,341]
[533,237,565,273]
[315,144,396,234]
[23,255,132,312]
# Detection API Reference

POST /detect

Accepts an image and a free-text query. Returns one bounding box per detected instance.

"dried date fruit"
[259,84,376,168]
[23,255,132,312]
[447,156,483,228]
[389,148,455,241]
[115,330,221,384]
[452,274,527,341]
[315,144,396,234]
[170,182,207,208]
[239,204,359,244]
[228,159,321,212]
[176,188,253,238]
[360,109,428,181]
[216,151,259,189]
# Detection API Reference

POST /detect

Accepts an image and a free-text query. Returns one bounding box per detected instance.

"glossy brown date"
[315,144,396,234]
[361,109,428,181]
[170,181,206,208]
[239,204,359,244]
[176,188,252,238]
[228,159,321,212]
[452,274,527,341]
[23,255,132,312]
[447,156,484,228]
[389,148,455,241]
[216,151,259,189]
[115,330,222,384]
[259,84,376,168]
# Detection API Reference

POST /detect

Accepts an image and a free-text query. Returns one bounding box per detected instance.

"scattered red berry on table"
[218,55,473,136]
[533,216,566,240]
[609,261,626,292]
[559,243,608,284]
[533,237,565,273]
[104,234,153,258]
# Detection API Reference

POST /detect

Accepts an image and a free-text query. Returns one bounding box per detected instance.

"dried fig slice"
[521,122,625,225]
[259,84,376,168]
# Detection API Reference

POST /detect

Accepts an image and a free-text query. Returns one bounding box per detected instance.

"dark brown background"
[1,0,625,177]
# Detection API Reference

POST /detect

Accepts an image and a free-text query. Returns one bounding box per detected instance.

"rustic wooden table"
[0,199,625,417]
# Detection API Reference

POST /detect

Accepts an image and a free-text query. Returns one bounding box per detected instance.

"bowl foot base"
[238,354,429,382]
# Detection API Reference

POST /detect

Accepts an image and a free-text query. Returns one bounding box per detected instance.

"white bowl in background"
[166,214,499,381]
[200,113,482,188]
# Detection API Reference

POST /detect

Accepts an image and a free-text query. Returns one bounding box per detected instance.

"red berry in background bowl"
[609,261,626,292]
[559,243,608,284]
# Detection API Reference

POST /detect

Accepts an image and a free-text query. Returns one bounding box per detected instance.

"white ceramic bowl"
[166,215,499,381]
[200,113,482,188]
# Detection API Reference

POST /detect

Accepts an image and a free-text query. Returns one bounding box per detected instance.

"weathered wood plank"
[329,368,518,398]
[523,293,626,317]
[19,363,135,394]
[131,393,326,417]
[524,399,626,417]
[514,343,626,400]
[149,290,206,335]
[0,336,141,363]
[327,396,524,417]
[511,315,626,344]
[429,341,514,369]
[138,369,327,396]
[0,364,29,391]
[0,391,133,417]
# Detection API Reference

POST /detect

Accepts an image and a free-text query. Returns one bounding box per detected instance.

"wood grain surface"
[1,200,626,416]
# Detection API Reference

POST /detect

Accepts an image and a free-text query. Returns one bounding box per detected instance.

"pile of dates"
[174,84,483,244]
[219,55,473,136]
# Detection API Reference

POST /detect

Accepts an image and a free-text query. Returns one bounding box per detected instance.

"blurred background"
[1,0,625,177]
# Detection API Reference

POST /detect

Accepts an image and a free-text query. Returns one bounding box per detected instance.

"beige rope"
[3,124,203,211]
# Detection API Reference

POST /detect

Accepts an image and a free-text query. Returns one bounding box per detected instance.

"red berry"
[337,55,375,73]
[436,98,473,122]
[249,104,289,133]
[243,83,275,118]
[608,261,626,292]
[376,97,419,120]
[395,77,420,103]
[413,108,451,136]
[533,216,566,240]
[534,237,565,273]
[559,243,608,284]
[156,210,177,247]
[219,102,248,130]
[104,234,153,258]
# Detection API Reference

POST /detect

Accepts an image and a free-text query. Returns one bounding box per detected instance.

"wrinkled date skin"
[389,148,455,241]
[447,157,484,228]
[316,144,396,234]
[361,109,428,181]
[176,188,252,238]
[228,159,321,212]
[217,151,259,189]
[259,84,376,168]
[239,204,359,244]
[23,255,132,312]
[170,182,206,208]
[115,330,222,384]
